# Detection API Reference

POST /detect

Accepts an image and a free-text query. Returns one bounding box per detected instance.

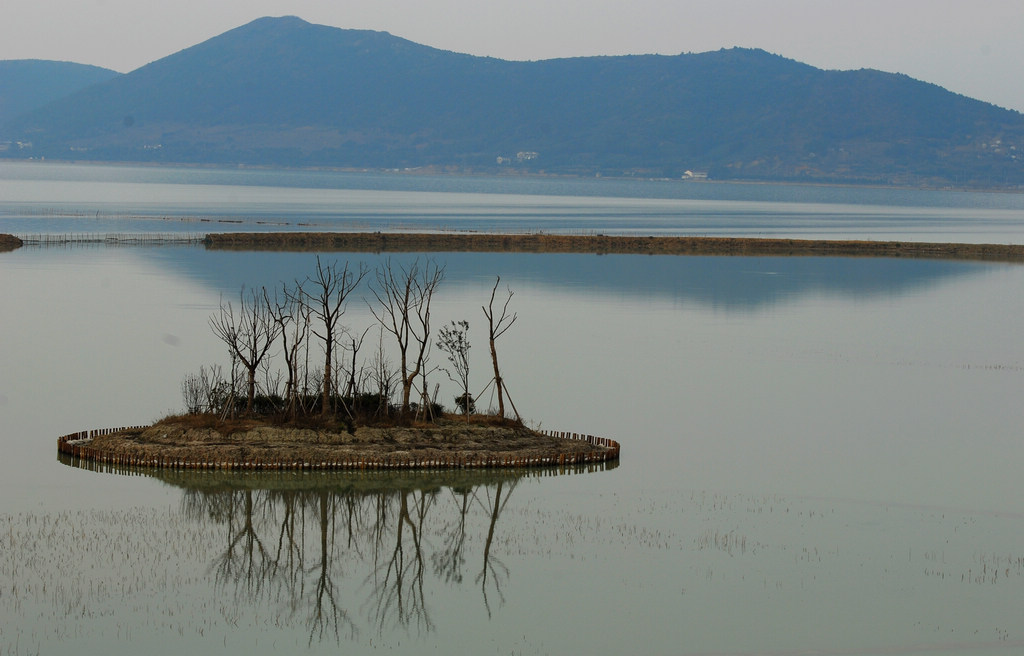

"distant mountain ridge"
[0,60,119,126]
[2,16,1023,187]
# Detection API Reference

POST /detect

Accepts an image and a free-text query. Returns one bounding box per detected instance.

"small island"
[58,417,619,470]
[0,233,23,252]
[204,232,1024,262]
[58,255,620,471]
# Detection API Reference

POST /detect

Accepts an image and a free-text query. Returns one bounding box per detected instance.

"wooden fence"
[57,427,620,471]
[17,232,206,245]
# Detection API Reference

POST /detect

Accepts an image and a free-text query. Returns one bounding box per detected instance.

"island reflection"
[143,246,1006,314]
[59,458,615,645]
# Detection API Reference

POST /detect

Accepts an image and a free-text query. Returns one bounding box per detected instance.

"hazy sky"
[3,0,1023,112]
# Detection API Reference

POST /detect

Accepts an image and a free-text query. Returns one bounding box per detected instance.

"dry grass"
[157,412,262,435]
[157,410,525,435]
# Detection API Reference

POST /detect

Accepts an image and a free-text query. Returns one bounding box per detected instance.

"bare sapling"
[181,372,204,415]
[482,276,519,420]
[342,326,371,399]
[415,346,441,421]
[436,319,473,417]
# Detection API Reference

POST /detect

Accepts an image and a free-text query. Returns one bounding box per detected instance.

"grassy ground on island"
[64,413,618,470]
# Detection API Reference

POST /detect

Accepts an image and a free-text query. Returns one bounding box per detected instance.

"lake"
[4,160,1024,242]
[1,163,1024,655]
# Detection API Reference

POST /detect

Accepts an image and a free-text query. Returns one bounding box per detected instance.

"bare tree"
[368,328,398,418]
[181,371,205,414]
[436,320,473,416]
[209,287,281,415]
[482,276,519,420]
[341,327,366,397]
[414,353,441,422]
[196,364,230,415]
[267,282,311,420]
[369,258,445,415]
[259,360,285,410]
[303,257,368,417]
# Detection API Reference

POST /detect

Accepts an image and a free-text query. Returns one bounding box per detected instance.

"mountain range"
[2,16,1023,188]
[0,60,118,125]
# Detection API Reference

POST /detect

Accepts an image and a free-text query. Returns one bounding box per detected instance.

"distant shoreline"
[4,158,1024,194]
[204,232,1024,262]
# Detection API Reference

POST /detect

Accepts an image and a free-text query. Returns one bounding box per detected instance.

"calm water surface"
[1,242,1023,655]
[2,161,1024,241]
[1,164,1024,655]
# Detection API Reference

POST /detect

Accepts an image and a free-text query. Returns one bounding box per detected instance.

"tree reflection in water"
[367,489,435,635]
[181,486,358,644]
[477,480,514,618]
[160,467,581,644]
